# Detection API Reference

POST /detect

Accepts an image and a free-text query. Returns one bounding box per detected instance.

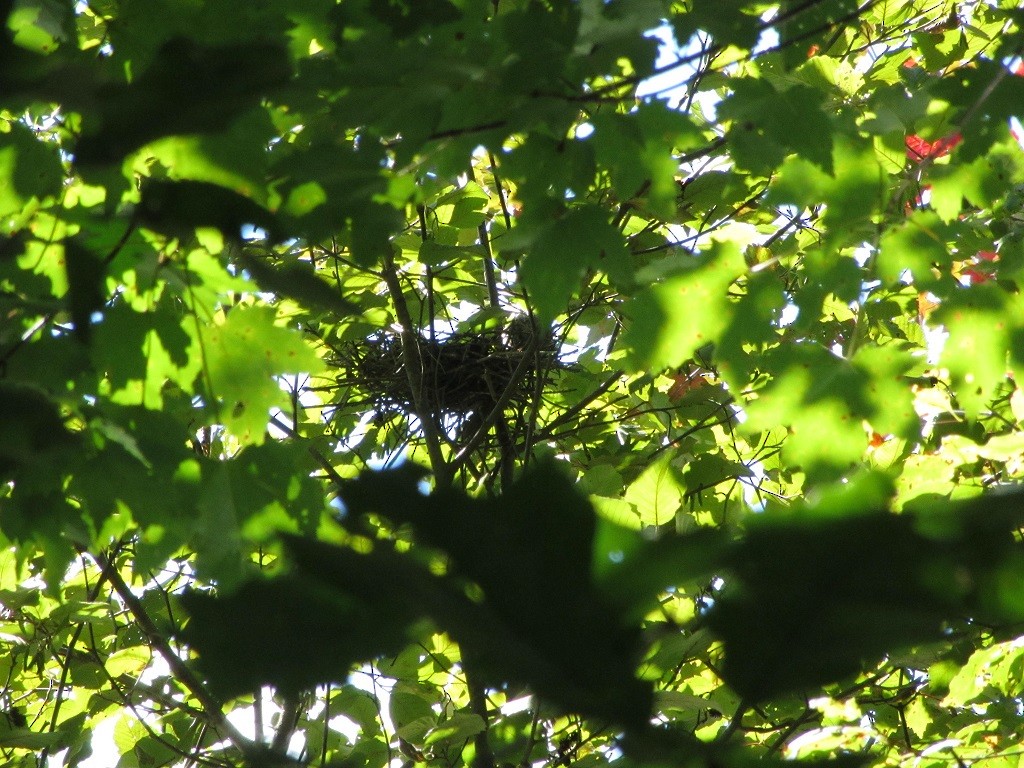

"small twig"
[418,205,438,343]
[713,699,749,745]
[319,685,332,766]
[253,688,265,744]
[488,153,514,231]
[766,707,822,755]
[612,180,651,229]
[428,120,506,141]
[38,547,121,767]
[268,413,347,489]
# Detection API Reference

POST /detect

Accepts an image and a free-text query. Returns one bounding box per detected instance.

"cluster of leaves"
[5,1,1024,768]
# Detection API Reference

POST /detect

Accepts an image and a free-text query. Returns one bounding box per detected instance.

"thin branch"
[488,153,514,231]
[428,120,506,141]
[479,222,502,310]
[269,413,348,488]
[539,369,624,435]
[271,692,303,755]
[90,549,255,755]
[419,205,439,342]
[37,548,121,767]
[380,252,452,486]
[580,0,882,101]
[466,675,496,768]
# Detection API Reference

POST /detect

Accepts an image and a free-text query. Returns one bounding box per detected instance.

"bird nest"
[331,318,559,430]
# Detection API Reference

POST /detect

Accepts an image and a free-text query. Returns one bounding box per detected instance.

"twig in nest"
[330,319,558,452]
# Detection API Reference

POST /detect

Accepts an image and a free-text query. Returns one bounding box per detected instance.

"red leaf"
[962,267,991,284]
[905,132,962,161]
[962,250,999,284]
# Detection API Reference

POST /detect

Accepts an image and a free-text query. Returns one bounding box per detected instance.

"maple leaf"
[667,370,708,402]
[905,132,962,161]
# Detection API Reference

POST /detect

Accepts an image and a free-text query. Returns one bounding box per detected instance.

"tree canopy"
[4,1,1024,767]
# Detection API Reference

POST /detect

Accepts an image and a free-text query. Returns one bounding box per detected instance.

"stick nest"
[332,318,559,423]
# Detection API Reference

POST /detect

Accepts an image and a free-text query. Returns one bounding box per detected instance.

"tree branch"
[380,252,452,487]
[91,549,255,755]
[466,672,496,768]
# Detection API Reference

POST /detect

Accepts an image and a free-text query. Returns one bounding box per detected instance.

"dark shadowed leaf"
[63,240,107,344]
[74,37,291,165]
[137,180,281,242]
[178,576,420,698]
[707,486,1024,701]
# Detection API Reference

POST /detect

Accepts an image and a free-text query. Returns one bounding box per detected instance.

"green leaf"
[0,381,78,481]
[105,647,150,678]
[424,712,485,748]
[766,133,884,239]
[622,240,745,371]
[521,205,631,322]
[0,726,63,750]
[75,37,291,165]
[624,455,682,527]
[179,574,418,698]
[0,122,63,220]
[720,78,835,174]
[390,682,436,732]
[137,179,280,241]
[743,344,874,481]
[673,2,762,49]
[143,107,277,201]
[774,0,862,67]
[932,136,1023,224]
[936,285,1023,415]
[683,452,755,496]
[198,305,325,443]
[91,298,199,408]
[319,460,655,727]
[63,239,107,344]
[877,210,954,286]
[590,104,703,218]
[711,484,1024,701]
